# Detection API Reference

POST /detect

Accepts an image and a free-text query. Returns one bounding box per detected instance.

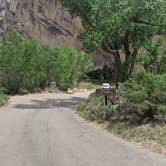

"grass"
[0,93,8,106]
[77,82,99,90]
[107,122,166,155]
[76,93,166,155]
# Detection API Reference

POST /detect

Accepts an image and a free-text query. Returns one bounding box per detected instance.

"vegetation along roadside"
[0,30,93,97]
[60,0,166,155]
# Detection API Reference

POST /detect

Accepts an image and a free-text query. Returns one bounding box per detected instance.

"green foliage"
[0,87,8,94]
[45,82,58,93]
[120,70,166,121]
[0,30,46,93]
[137,38,166,74]
[61,0,166,81]
[77,93,116,122]
[78,70,166,123]
[61,0,166,51]
[56,46,93,90]
[78,82,95,90]
[0,30,93,93]
[0,93,7,106]
[18,88,30,95]
[0,87,8,106]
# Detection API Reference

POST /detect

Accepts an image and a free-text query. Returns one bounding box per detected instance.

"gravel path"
[0,92,165,166]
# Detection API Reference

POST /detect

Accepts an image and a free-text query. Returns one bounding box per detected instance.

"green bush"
[0,30,47,93]
[0,87,8,106]
[78,82,95,90]
[0,87,8,94]
[137,38,166,74]
[18,88,30,95]
[77,70,166,124]
[77,93,116,122]
[0,30,93,93]
[120,70,166,122]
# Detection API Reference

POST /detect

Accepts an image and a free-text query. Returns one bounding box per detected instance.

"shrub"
[77,70,166,124]
[137,38,166,74]
[0,87,8,94]
[120,70,166,122]
[18,88,30,95]
[77,93,116,122]
[0,30,93,93]
[46,84,58,93]
[0,87,8,106]
[78,82,95,90]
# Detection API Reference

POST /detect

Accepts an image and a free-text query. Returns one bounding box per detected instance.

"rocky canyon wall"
[0,0,83,50]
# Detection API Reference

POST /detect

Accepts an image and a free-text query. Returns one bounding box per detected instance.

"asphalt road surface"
[0,92,166,166]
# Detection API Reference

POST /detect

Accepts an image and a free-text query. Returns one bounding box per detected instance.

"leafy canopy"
[137,38,166,74]
[61,0,166,51]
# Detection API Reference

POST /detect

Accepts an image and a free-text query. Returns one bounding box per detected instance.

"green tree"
[0,30,23,91]
[55,46,92,90]
[61,0,166,82]
[40,45,59,87]
[137,38,166,74]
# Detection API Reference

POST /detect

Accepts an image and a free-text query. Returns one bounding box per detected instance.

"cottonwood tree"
[61,0,166,82]
[138,38,166,74]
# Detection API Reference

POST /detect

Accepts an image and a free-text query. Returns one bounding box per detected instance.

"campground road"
[0,92,166,166]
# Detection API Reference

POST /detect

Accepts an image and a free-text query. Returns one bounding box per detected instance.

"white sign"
[101,83,110,89]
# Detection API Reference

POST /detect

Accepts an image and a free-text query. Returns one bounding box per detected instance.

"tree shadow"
[14,97,85,110]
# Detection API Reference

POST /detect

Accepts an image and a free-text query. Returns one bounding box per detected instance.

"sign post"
[96,84,116,106]
[105,96,108,106]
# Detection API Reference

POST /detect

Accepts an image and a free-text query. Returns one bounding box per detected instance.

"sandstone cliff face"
[0,0,83,50]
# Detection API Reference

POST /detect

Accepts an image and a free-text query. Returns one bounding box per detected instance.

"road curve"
[0,92,165,166]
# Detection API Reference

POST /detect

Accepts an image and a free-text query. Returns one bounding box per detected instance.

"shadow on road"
[14,97,85,110]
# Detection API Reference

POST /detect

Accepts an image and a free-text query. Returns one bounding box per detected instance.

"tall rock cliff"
[0,0,83,50]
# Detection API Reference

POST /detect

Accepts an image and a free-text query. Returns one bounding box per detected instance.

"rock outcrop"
[0,0,83,50]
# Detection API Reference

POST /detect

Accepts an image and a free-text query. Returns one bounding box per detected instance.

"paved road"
[0,92,166,166]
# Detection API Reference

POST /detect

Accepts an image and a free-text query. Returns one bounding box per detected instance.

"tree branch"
[101,40,117,56]
[128,47,138,77]
[132,19,160,27]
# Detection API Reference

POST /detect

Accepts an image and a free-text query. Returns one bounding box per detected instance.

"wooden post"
[105,96,108,106]
[96,88,117,106]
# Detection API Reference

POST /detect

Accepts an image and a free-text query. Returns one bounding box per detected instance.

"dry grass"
[0,93,8,106]
[107,122,166,155]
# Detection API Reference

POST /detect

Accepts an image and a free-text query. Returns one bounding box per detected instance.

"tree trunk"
[124,31,131,62]
[114,51,121,87]
[127,48,138,78]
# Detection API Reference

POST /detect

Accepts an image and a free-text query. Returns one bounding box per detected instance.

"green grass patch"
[78,82,99,90]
